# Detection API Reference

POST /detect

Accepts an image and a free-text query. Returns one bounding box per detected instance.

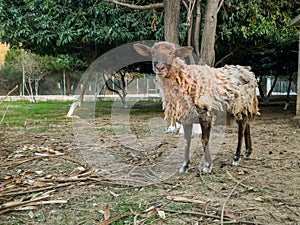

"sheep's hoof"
[179,161,189,174]
[243,150,251,158]
[202,163,212,173]
[232,159,240,167]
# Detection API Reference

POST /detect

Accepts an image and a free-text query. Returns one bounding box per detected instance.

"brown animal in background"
[134,42,259,173]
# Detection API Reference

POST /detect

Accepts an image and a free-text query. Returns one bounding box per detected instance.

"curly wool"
[158,59,259,125]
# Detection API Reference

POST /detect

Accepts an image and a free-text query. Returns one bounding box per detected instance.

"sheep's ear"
[133,44,151,57]
[175,46,193,57]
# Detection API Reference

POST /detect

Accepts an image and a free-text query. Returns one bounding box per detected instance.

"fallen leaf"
[23,171,36,177]
[254,197,264,202]
[68,167,86,177]
[97,214,127,225]
[157,210,166,219]
[141,208,157,218]
[28,211,35,219]
[224,211,237,221]
[0,176,13,187]
[15,176,22,184]
[109,191,120,198]
[15,206,38,211]
[33,180,49,188]
[104,204,110,220]
[166,195,209,204]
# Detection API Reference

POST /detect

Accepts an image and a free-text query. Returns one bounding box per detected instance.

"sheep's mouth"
[153,63,169,76]
[153,68,168,77]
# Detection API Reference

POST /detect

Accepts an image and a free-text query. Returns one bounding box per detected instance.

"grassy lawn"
[0,101,72,127]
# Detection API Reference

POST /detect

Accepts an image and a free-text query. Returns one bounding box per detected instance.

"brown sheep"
[134,41,259,173]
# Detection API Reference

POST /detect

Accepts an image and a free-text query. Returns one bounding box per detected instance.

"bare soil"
[0,104,299,225]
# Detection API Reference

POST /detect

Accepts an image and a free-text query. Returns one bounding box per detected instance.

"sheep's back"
[215,65,260,120]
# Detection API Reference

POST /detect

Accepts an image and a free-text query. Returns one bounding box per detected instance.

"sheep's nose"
[154,62,166,71]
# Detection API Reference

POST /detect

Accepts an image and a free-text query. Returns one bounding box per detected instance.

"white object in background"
[165,122,202,134]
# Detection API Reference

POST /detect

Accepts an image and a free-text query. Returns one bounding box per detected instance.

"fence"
[101,74,159,96]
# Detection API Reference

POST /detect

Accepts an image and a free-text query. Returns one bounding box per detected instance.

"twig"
[221,174,253,224]
[0,105,9,125]
[198,170,227,196]
[221,220,268,225]
[226,170,253,190]
[60,156,87,167]
[0,153,66,168]
[106,0,163,10]
[0,195,49,213]
[284,205,300,217]
[0,85,18,105]
[0,182,73,197]
[166,195,209,204]
[221,157,300,224]
[164,209,230,221]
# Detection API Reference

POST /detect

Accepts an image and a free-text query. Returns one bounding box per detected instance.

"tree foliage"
[0,0,162,64]
[216,0,299,72]
[0,0,299,82]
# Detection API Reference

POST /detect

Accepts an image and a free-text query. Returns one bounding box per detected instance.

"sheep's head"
[134,42,193,77]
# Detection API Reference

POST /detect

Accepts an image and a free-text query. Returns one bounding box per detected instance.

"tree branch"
[217,0,225,13]
[215,44,241,67]
[106,0,164,10]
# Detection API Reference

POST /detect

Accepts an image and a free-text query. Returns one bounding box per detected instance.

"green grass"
[0,100,163,128]
[0,101,72,127]
[95,100,162,116]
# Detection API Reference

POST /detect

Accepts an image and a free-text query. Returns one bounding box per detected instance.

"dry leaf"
[254,197,264,202]
[33,180,49,188]
[23,171,36,177]
[130,208,138,216]
[145,209,157,218]
[140,206,158,218]
[166,195,208,204]
[0,176,13,187]
[26,200,68,206]
[157,210,166,219]
[68,167,86,177]
[15,176,22,184]
[97,214,127,225]
[28,211,35,219]
[104,204,110,220]
[15,206,38,211]
[224,211,237,221]
[109,191,120,198]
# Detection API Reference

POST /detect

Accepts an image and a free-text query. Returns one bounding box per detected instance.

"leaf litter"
[0,105,299,224]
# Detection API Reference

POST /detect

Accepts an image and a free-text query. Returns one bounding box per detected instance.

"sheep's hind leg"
[200,120,212,173]
[244,123,252,158]
[232,119,247,166]
[179,124,192,173]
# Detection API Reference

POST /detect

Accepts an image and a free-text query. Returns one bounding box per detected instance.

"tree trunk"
[193,0,201,57]
[67,65,94,117]
[164,0,180,44]
[66,71,71,95]
[35,78,39,96]
[267,75,278,98]
[200,0,220,66]
[26,77,36,103]
[284,73,293,110]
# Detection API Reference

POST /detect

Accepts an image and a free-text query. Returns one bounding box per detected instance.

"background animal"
[134,41,259,173]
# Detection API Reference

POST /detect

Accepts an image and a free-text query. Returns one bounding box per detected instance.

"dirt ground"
[0,103,299,224]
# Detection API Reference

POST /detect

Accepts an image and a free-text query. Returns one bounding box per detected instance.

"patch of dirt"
[0,105,299,224]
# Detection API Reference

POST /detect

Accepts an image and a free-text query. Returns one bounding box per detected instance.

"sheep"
[133,41,259,173]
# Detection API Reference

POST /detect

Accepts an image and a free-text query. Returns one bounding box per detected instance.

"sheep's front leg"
[179,124,192,173]
[232,119,247,166]
[200,120,212,173]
